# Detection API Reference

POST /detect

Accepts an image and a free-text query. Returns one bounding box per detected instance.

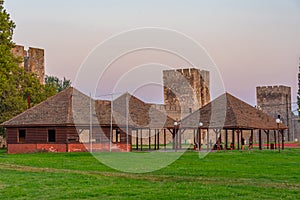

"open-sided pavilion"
[179,93,288,151]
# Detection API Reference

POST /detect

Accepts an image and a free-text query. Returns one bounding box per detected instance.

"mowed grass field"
[0,148,299,199]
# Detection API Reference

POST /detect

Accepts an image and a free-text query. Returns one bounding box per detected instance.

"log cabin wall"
[6,126,131,154]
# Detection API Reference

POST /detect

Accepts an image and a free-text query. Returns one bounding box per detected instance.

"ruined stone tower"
[163,68,210,120]
[256,85,292,141]
[11,45,45,84]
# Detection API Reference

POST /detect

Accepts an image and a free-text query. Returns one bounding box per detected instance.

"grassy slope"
[0,149,299,199]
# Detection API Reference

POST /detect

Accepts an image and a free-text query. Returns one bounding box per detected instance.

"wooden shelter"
[1,87,175,154]
[2,87,115,153]
[98,93,176,151]
[180,93,288,151]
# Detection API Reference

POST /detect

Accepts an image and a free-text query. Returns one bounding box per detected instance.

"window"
[189,108,192,114]
[48,130,56,142]
[112,129,121,143]
[18,130,26,143]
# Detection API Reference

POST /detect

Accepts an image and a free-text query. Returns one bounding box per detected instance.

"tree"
[45,75,71,92]
[0,0,21,124]
[0,1,59,137]
[0,0,14,48]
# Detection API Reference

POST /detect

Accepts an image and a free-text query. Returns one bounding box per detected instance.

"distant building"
[11,45,45,84]
[256,85,293,141]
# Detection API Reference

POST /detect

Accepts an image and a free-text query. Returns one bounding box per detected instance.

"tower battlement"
[256,85,291,93]
[11,45,45,84]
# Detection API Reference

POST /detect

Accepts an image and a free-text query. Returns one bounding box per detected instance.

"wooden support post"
[164,129,166,150]
[157,130,160,150]
[130,128,132,152]
[225,129,228,150]
[259,129,262,150]
[198,128,201,151]
[237,130,240,150]
[281,131,284,150]
[207,129,209,152]
[140,129,143,151]
[232,129,235,150]
[193,129,198,145]
[241,130,243,150]
[274,130,277,149]
[154,129,157,150]
[136,129,139,150]
[149,129,151,150]
[266,131,270,149]
[278,128,280,153]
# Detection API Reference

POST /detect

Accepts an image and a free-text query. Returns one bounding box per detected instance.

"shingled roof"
[95,93,175,128]
[181,93,288,130]
[1,87,97,127]
[2,87,175,129]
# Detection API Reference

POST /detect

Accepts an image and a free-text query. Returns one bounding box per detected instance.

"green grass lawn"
[0,148,299,199]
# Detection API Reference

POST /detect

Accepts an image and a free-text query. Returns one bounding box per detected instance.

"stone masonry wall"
[11,45,26,68]
[27,47,45,84]
[256,85,292,141]
[163,68,210,121]
[11,45,45,84]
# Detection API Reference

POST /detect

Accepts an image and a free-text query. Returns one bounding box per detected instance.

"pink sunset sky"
[5,0,300,112]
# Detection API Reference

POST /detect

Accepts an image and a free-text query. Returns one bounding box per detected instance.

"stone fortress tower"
[163,68,210,121]
[133,68,211,147]
[11,45,45,84]
[256,85,292,141]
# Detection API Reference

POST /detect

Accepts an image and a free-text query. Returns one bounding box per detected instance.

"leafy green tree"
[0,0,21,123]
[0,1,59,137]
[45,75,71,93]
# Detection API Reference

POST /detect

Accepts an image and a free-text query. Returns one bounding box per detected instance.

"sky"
[4,0,300,111]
